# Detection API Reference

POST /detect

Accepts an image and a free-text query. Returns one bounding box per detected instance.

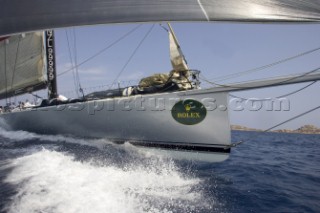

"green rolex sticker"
[171,99,207,125]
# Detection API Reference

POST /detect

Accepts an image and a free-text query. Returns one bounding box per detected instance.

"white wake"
[0,118,214,212]
[0,123,111,150]
[3,149,211,213]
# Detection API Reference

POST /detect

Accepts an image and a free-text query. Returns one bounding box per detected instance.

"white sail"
[0,32,47,99]
[169,30,189,72]
[167,24,192,90]
[1,0,320,36]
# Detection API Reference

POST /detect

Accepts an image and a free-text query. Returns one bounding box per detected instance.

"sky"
[3,22,320,130]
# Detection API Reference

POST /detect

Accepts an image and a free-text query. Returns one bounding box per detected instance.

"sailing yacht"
[1,0,320,162]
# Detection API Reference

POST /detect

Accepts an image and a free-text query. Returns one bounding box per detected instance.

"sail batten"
[1,0,320,36]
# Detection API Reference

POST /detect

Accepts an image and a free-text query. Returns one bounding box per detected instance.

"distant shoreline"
[231,124,320,135]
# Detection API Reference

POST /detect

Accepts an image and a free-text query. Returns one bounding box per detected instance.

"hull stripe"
[130,142,231,153]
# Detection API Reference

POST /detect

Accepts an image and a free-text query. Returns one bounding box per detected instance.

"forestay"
[1,0,320,36]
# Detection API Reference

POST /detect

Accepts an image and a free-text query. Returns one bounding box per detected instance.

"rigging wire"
[109,24,155,88]
[57,24,142,77]
[72,28,85,98]
[65,28,85,98]
[30,93,44,100]
[200,67,320,89]
[4,38,8,105]
[210,46,320,82]
[10,35,21,93]
[229,81,317,100]
[65,30,79,97]
[227,103,320,149]
[263,105,320,132]
[159,24,169,32]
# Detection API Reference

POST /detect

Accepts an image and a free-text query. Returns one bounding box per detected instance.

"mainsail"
[1,0,320,36]
[0,32,47,99]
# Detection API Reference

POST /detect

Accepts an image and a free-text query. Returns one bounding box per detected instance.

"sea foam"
[3,149,209,213]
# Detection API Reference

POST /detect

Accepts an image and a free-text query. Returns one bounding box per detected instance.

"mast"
[45,30,58,100]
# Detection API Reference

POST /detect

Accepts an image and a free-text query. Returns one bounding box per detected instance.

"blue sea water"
[0,127,319,213]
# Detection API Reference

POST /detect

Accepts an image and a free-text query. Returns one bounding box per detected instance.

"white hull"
[0,90,231,162]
